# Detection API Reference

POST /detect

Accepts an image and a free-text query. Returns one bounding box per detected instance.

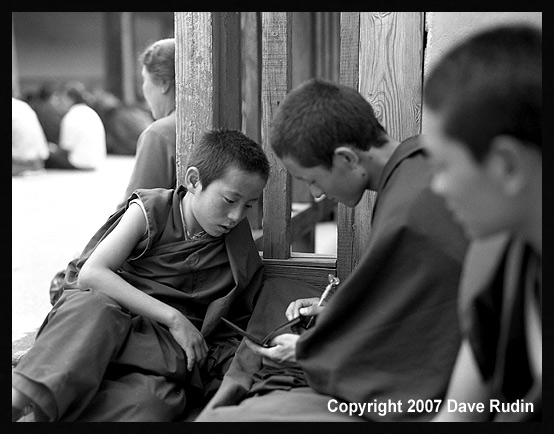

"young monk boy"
[196,78,469,421]
[12,129,270,421]
[422,24,542,422]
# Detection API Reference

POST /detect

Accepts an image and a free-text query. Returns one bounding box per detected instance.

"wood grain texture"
[337,12,424,281]
[175,12,213,185]
[212,12,241,131]
[241,12,263,230]
[359,12,423,141]
[262,254,337,290]
[261,12,292,259]
[337,12,375,281]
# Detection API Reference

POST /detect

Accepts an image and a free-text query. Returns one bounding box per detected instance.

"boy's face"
[191,166,266,237]
[141,65,165,120]
[281,155,367,207]
[423,110,516,239]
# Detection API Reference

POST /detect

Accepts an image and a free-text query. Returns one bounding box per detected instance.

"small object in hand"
[304,274,340,329]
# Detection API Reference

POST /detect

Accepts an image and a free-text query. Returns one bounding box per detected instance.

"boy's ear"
[486,135,527,196]
[185,167,201,193]
[333,146,360,168]
[160,79,169,94]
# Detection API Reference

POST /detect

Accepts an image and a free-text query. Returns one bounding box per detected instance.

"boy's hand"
[168,313,208,371]
[244,333,300,363]
[285,297,324,320]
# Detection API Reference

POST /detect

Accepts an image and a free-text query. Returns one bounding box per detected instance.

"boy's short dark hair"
[187,129,270,189]
[424,24,541,161]
[270,78,387,168]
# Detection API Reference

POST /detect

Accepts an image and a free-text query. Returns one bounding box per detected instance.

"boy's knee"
[55,289,125,322]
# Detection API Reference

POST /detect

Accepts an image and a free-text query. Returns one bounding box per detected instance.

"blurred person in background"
[12,96,50,175]
[25,82,66,146]
[90,88,152,157]
[116,37,177,209]
[45,81,107,170]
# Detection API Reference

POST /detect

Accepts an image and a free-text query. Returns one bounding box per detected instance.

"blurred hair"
[424,24,542,161]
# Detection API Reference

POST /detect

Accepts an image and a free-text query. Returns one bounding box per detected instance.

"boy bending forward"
[12,129,270,421]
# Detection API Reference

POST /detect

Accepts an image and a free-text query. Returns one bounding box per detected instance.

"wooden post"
[120,12,136,105]
[337,12,424,281]
[337,12,369,281]
[261,12,292,259]
[359,13,424,141]
[174,12,242,186]
[104,12,124,100]
[241,12,263,230]
[212,12,242,130]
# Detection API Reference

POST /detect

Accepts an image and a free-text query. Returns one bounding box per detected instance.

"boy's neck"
[182,193,204,237]
[362,135,401,189]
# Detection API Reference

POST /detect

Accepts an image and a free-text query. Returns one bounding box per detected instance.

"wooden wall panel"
[337,12,424,281]
[174,12,242,186]
[359,12,424,141]
[261,12,292,259]
[241,12,263,230]
[337,12,375,281]
[174,12,214,185]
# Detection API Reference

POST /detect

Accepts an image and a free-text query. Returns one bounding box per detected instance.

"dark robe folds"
[197,136,469,422]
[12,186,264,421]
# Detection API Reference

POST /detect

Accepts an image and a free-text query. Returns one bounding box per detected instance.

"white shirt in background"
[12,97,50,162]
[59,103,107,170]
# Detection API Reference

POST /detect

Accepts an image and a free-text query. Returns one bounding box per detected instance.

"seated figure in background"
[45,81,107,171]
[12,97,50,176]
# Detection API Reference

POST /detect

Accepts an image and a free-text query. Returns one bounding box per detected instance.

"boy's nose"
[430,174,446,196]
[228,207,244,225]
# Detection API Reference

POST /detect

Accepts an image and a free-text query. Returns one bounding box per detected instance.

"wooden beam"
[262,253,337,289]
[241,12,263,230]
[175,12,214,185]
[174,12,242,186]
[104,12,124,100]
[120,12,136,105]
[212,12,242,130]
[336,13,424,281]
[261,12,292,259]
[337,12,374,281]
[359,12,424,141]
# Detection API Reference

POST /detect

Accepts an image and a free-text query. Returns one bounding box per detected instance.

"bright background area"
[12,155,136,341]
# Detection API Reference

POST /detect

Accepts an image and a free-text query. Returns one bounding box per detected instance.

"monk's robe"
[197,136,468,422]
[12,186,264,421]
[458,233,542,421]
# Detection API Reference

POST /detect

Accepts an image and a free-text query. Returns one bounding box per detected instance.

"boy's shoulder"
[131,187,179,223]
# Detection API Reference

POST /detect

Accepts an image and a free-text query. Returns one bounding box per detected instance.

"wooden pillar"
[337,12,368,281]
[261,12,292,259]
[337,12,424,281]
[359,13,423,141]
[174,12,242,186]
[120,12,136,105]
[104,13,124,99]
[241,12,263,230]
[104,12,137,104]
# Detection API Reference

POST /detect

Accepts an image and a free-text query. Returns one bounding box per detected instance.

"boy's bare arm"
[78,202,207,370]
